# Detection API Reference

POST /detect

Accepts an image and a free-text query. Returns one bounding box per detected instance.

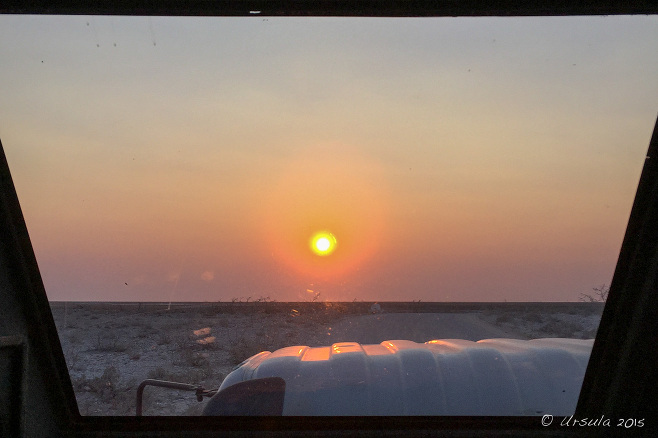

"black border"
[1,2,657,436]
[1,0,658,17]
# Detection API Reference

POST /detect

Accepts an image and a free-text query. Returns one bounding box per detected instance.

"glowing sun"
[310,231,337,256]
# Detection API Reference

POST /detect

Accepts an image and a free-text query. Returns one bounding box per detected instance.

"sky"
[1,15,657,302]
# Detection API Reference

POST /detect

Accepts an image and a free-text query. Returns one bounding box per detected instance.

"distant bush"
[524,312,544,323]
[74,366,125,404]
[93,334,128,352]
[579,285,609,302]
[147,366,171,380]
[157,332,172,345]
[539,320,584,338]
[495,314,513,324]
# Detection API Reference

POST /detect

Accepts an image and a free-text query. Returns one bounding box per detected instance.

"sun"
[310,231,337,256]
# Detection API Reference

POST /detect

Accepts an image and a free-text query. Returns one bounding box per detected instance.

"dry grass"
[92,334,129,353]
[73,366,136,415]
[479,309,602,339]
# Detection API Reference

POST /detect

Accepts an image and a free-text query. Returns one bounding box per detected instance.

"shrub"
[495,314,513,324]
[174,346,210,368]
[524,312,544,323]
[147,366,169,380]
[539,320,583,338]
[227,337,269,365]
[75,366,122,403]
[93,334,129,352]
[157,332,172,345]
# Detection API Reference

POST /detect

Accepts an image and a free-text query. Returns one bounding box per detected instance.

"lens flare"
[310,231,337,256]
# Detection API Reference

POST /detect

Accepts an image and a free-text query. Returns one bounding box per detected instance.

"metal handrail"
[136,379,217,416]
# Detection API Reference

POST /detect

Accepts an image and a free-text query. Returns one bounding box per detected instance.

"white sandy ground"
[49,303,602,416]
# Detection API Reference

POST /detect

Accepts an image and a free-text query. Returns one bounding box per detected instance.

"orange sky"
[1,15,657,301]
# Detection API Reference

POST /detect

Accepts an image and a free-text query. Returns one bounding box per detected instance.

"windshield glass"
[1,15,656,416]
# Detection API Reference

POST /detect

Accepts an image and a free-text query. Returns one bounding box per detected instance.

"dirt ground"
[49,302,602,416]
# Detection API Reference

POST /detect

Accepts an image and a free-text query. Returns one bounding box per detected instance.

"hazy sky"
[1,15,657,302]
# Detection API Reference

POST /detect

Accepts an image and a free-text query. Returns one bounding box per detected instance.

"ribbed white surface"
[220,338,593,416]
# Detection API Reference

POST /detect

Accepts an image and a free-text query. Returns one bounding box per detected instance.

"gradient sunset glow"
[1,15,657,302]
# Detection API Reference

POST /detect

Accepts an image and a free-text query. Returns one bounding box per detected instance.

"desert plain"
[48,301,604,416]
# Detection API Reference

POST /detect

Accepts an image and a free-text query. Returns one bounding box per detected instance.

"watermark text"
[541,415,644,428]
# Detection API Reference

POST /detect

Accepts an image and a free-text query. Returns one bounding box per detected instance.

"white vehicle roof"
[220,338,593,416]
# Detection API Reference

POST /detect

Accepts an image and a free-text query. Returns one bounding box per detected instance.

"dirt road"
[321,313,525,345]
